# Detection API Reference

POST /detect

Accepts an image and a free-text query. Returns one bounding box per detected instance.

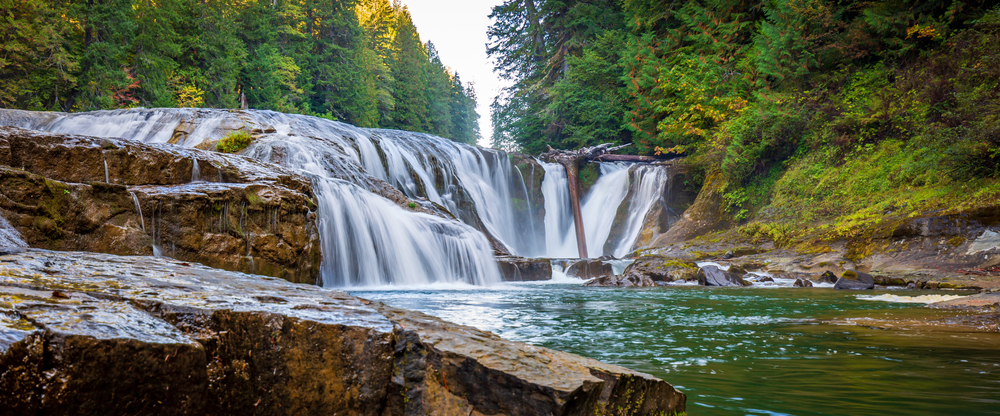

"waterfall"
[191,159,201,182]
[535,162,670,259]
[242,130,501,287]
[0,215,28,249]
[103,159,110,183]
[129,192,145,233]
[606,165,669,258]
[0,107,674,285]
[539,162,574,258]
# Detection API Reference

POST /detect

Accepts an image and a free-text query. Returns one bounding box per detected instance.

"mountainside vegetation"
[0,0,481,143]
[488,0,1000,246]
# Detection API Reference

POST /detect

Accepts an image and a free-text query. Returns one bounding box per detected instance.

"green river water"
[352,284,1000,415]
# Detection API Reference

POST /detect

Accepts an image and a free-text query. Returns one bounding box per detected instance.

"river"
[353,283,1000,415]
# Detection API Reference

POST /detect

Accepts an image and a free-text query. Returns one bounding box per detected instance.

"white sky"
[401,0,504,147]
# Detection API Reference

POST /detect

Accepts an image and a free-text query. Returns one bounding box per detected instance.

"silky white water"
[2,107,674,285]
[0,215,27,249]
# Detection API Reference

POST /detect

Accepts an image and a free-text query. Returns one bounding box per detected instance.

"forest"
[0,0,481,143]
[488,0,1000,245]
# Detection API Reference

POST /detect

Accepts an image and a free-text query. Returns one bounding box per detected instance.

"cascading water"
[191,159,201,182]
[243,131,501,287]
[1,107,674,285]
[535,162,670,259]
[0,215,28,249]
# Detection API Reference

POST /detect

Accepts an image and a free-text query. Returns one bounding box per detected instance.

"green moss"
[579,163,600,193]
[947,236,966,247]
[216,130,253,153]
[246,191,264,207]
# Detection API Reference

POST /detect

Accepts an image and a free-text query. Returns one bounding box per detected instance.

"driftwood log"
[539,143,635,258]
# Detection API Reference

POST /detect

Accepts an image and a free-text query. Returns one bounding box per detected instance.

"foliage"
[0,0,479,144]
[216,130,253,153]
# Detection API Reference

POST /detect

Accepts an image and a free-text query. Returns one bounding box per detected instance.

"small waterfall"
[191,159,201,182]
[540,162,574,258]
[535,162,670,258]
[606,165,669,257]
[103,159,110,183]
[129,192,145,233]
[243,131,501,287]
[0,215,28,249]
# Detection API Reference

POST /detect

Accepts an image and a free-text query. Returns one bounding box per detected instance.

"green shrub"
[216,130,253,153]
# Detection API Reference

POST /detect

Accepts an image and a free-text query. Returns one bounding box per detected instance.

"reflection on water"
[352,285,1000,416]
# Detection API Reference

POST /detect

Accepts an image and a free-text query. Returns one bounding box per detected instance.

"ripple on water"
[352,284,1000,416]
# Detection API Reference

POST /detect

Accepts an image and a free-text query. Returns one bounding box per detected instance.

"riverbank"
[0,249,685,415]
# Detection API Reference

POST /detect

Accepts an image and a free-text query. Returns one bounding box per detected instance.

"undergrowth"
[216,130,253,153]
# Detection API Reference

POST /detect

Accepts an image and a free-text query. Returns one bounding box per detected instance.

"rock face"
[566,259,614,279]
[0,249,686,415]
[818,271,839,284]
[619,257,699,283]
[834,270,875,290]
[651,170,731,246]
[697,265,750,287]
[0,126,320,283]
[583,274,657,287]
[496,256,552,281]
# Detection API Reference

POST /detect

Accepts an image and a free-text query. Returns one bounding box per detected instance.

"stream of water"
[353,284,1000,416]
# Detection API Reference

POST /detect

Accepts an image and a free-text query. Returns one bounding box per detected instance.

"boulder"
[583,273,657,287]
[0,249,686,415]
[697,265,750,287]
[0,126,321,283]
[834,269,875,290]
[818,271,839,284]
[618,256,699,283]
[565,259,613,279]
[794,278,814,287]
[495,256,552,281]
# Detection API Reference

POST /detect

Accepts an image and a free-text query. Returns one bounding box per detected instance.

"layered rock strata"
[0,126,320,283]
[0,249,686,415]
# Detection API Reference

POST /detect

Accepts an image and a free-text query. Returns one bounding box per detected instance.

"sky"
[401,0,505,147]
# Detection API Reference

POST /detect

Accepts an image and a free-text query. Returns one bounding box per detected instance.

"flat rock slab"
[930,291,1000,311]
[496,256,552,281]
[0,249,685,415]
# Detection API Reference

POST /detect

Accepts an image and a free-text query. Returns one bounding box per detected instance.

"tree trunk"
[563,160,588,258]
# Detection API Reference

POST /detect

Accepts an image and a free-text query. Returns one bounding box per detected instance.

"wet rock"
[722,251,734,259]
[0,127,321,283]
[583,274,657,287]
[495,256,552,281]
[618,256,699,283]
[872,275,908,286]
[929,291,1000,311]
[794,278,813,287]
[697,265,750,287]
[834,270,875,290]
[650,170,731,245]
[0,249,686,415]
[757,276,774,282]
[565,259,613,279]
[818,271,839,284]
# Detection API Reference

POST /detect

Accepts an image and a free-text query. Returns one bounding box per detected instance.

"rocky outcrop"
[583,274,657,287]
[697,265,750,287]
[0,127,321,283]
[793,278,813,287]
[930,290,1000,311]
[650,170,731,246]
[496,256,552,281]
[0,249,686,415]
[834,270,875,290]
[818,271,839,284]
[619,257,699,283]
[566,259,613,279]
